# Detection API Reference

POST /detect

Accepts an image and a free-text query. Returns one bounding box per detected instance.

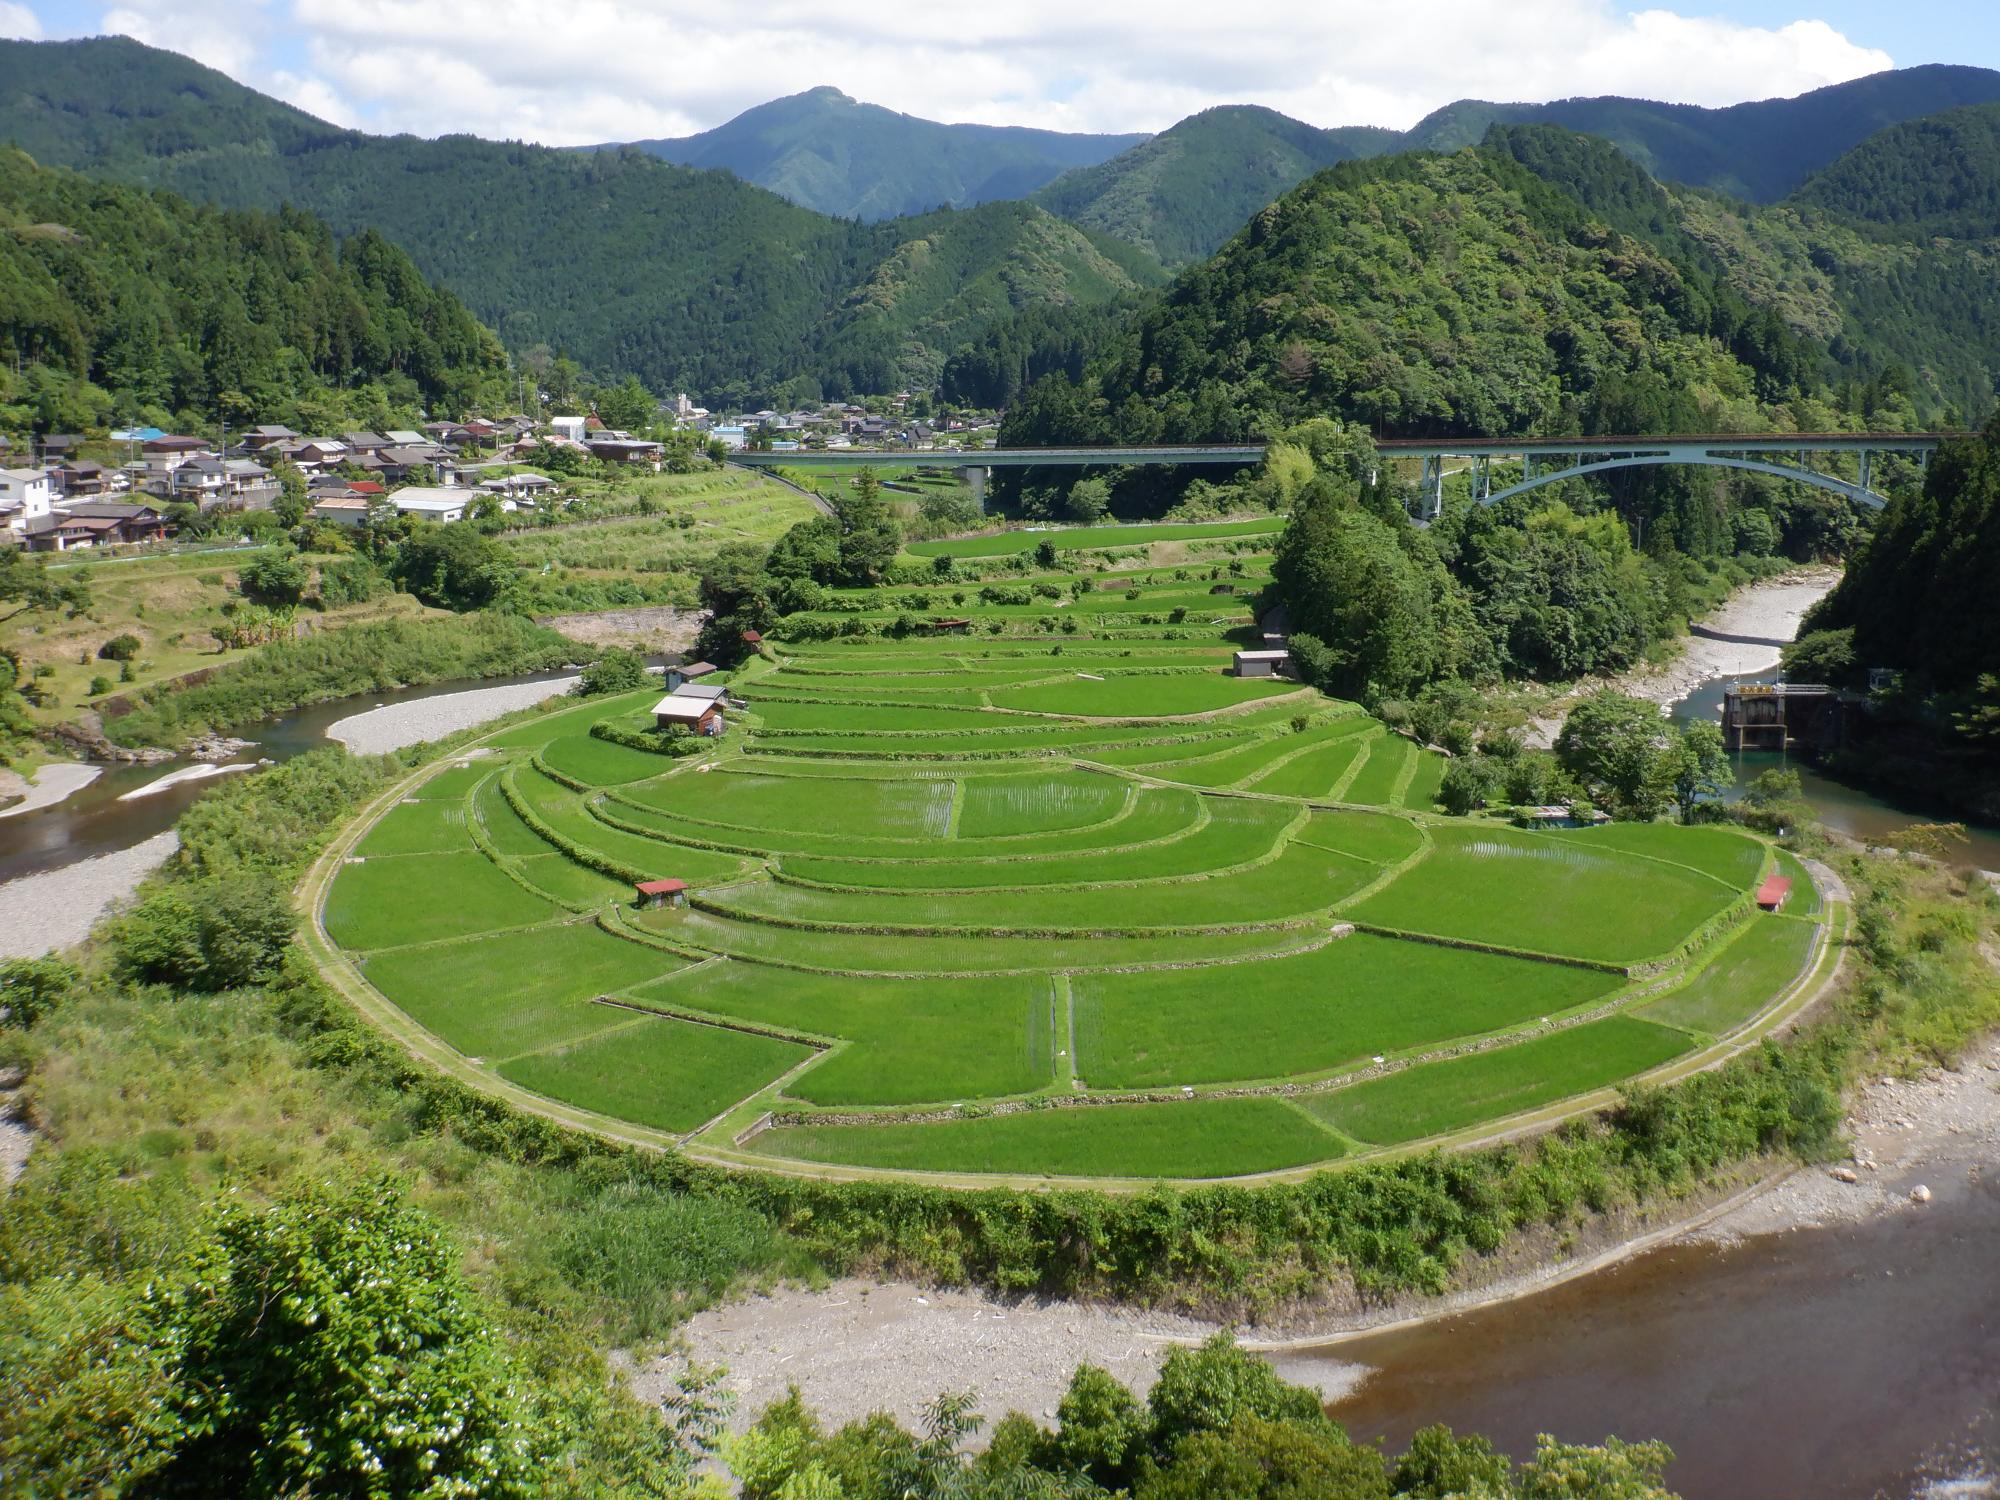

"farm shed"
[664,660,716,692]
[651,695,725,736]
[1233,648,1291,678]
[671,682,728,706]
[634,878,689,909]
[1756,874,1793,912]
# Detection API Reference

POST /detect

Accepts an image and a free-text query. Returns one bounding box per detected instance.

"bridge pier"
[965,466,989,515]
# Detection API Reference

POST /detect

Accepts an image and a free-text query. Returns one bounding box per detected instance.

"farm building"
[671,682,728,707]
[1756,874,1793,912]
[664,661,717,692]
[634,878,689,909]
[1233,648,1291,678]
[651,695,725,736]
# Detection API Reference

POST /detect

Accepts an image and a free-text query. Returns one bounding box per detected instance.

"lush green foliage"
[1792,102,2000,239]
[1807,416,2000,692]
[104,613,574,747]
[0,148,507,435]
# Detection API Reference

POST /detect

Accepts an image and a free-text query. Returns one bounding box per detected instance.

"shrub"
[317,556,385,606]
[113,875,295,991]
[88,675,114,697]
[0,957,78,1028]
[237,550,308,607]
[575,648,651,696]
[97,634,142,662]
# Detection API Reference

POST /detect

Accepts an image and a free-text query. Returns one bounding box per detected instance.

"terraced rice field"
[317,593,1831,1181]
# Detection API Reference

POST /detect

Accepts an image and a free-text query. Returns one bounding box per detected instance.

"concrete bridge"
[730,432,1963,514]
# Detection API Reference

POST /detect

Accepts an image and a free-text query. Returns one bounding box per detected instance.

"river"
[0,669,577,885]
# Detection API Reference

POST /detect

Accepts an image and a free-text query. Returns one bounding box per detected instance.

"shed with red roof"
[1755,874,1793,912]
[634,877,689,909]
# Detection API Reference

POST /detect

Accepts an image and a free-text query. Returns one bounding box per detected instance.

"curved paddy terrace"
[304,574,1841,1185]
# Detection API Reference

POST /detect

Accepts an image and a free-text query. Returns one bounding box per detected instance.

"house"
[54,461,116,496]
[239,424,299,452]
[54,501,169,544]
[339,431,393,457]
[475,472,555,504]
[390,486,478,524]
[663,661,716,692]
[1755,875,1793,913]
[23,513,130,551]
[379,445,459,485]
[650,695,724,736]
[584,437,663,470]
[740,629,763,648]
[308,496,373,528]
[548,415,587,443]
[143,435,210,462]
[710,425,747,451]
[0,467,55,533]
[633,878,689,910]
[37,434,81,462]
[289,439,349,472]
[173,457,276,509]
[1233,648,1292,678]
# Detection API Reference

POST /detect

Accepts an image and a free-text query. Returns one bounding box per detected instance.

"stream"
[0,670,577,885]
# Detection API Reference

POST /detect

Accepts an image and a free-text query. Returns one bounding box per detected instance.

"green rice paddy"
[318,605,1829,1181]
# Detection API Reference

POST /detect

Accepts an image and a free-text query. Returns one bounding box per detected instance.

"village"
[0,393,1001,554]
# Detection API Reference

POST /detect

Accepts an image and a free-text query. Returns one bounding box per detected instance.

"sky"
[1,0,1993,146]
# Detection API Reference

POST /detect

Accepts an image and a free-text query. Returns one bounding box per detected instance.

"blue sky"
[3,1,1993,145]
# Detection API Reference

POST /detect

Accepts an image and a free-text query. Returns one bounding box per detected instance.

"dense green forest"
[622,85,1146,220]
[0,38,1160,405]
[1030,106,1399,265]
[1790,101,2000,239]
[1804,417,2000,693]
[0,150,511,435]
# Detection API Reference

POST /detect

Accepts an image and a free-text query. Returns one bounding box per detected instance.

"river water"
[0,670,576,884]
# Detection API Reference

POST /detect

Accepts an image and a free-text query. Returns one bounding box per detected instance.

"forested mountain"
[1399,65,2000,201]
[614,87,1145,220]
[0,149,509,436]
[1029,106,1400,265]
[1004,145,1812,449]
[0,38,1161,404]
[1789,102,2000,239]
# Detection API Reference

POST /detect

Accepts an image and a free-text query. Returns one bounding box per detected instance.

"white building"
[391,486,480,523]
[548,415,587,443]
[0,468,54,533]
[711,425,747,451]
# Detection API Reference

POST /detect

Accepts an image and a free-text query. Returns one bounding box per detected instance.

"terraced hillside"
[310,557,1834,1183]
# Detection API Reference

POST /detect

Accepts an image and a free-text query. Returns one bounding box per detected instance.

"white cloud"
[85,0,1899,144]
[0,2,42,40]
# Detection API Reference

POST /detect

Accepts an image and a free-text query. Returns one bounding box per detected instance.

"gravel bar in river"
[325,675,581,755]
[0,830,179,959]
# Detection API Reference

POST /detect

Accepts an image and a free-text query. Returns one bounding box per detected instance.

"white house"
[548,415,587,443]
[0,468,54,533]
[711,425,747,451]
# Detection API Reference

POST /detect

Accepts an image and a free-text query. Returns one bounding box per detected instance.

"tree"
[1064,476,1110,523]
[0,550,90,618]
[1665,718,1731,822]
[1137,1414,1389,1500]
[833,487,902,587]
[112,874,295,991]
[237,549,308,607]
[0,956,77,1029]
[575,647,650,696]
[1041,1363,1148,1491]
[1781,627,1857,685]
[593,373,656,432]
[1272,483,1438,699]
[1554,691,1675,819]
[154,1178,535,1498]
[1391,1424,1512,1498]
[1514,1435,1677,1499]
[269,460,308,528]
[389,524,512,611]
[1146,1333,1330,1457]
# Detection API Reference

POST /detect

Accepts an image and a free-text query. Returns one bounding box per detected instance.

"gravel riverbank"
[0,830,178,959]
[325,676,580,755]
[1525,566,1841,746]
[0,762,102,820]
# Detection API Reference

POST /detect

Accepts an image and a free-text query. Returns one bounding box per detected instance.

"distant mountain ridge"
[613,87,1146,220]
[0,37,1163,403]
